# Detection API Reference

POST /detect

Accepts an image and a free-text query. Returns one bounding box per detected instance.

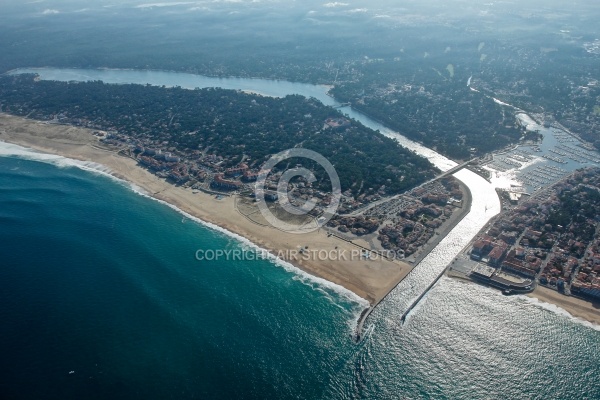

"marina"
[482,116,600,195]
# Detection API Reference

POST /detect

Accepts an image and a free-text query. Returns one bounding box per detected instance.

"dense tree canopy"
[0,75,436,195]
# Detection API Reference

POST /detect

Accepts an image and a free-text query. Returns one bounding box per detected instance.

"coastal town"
[457,168,600,302]
[2,1,600,397]
[0,75,435,199]
[1,74,598,324]
[97,120,359,216]
[327,178,466,262]
[100,123,469,263]
[11,77,600,304]
[2,75,598,318]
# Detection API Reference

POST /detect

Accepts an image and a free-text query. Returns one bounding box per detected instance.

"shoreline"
[447,270,600,326]
[3,66,333,90]
[446,214,600,327]
[2,113,598,329]
[527,286,600,326]
[355,180,473,338]
[0,113,415,306]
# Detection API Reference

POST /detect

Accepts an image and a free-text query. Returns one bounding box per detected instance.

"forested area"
[0,75,436,195]
[330,62,525,160]
[0,0,597,158]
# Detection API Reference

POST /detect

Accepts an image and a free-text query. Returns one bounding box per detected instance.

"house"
[471,241,487,259]
[164,153,181,163]
[500,231,518,245]
[264,190,279,202]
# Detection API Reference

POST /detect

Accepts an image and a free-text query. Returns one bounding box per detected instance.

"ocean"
[1,145,600,399]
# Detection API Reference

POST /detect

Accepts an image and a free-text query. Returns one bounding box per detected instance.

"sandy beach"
[4,113,600,327]
[528,286,600,325]
[0,113,414,304]
[448,269,600,326]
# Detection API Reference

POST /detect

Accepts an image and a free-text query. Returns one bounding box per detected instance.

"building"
[500,231,518,245]
[225,163,249,177]
[488,246,506,266]
[168,164,189,183]
[242,170,259,182]
[139,155,163,171]
[509,192,521,204]
[264,190,279,202]
[471,238,493,259]
[471,264,495,280]
[572,282,600,299]
[164,153,181,163]
[502,260,536,279]
[211,174,243,191]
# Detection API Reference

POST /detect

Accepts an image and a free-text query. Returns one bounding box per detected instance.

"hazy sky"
[4,0,600,21]
[1,0,598,67]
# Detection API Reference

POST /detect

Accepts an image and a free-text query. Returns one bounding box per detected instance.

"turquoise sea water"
[1,149,600,399]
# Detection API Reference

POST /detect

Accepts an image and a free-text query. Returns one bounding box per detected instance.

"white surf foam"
[519,295,600,332]
[0,140,368,307]
[493,97,512,107]
[135,191,369,308]
[0,140,126,183]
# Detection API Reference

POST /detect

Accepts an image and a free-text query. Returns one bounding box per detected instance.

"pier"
[354,256,454,341]
[356,262,451,341]
[354,179,473,342]
[399,263,451,324]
